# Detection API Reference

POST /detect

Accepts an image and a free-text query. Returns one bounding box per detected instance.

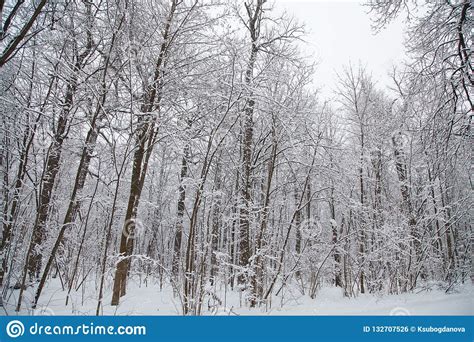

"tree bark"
[238,0,265,287]
[111,0,178,305]
[250,122,277,306]
[172,143,190,279]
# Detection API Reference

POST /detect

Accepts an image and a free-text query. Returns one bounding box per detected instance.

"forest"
[0,0,472,315]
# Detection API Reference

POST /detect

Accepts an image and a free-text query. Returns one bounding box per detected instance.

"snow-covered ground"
[2,278,473,316]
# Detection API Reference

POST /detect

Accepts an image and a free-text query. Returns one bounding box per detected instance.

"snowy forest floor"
[2,278,473,316]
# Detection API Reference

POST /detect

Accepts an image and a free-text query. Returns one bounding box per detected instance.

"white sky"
[273,0,407,97]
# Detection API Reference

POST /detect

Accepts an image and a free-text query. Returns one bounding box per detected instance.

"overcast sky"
[274,0,407,97]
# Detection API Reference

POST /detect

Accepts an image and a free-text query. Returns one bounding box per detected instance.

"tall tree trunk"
[330,190,342,287]
[358,154,366,294]
[294,186,302,280]
[250,122,277,306]
[427,165,445,264]
[264,149,316,301]
[172,143,190,279]
[392,132,419,290]
[210,155,222,285]
[111,0,178,305]
[238,0,265,287]
[182,91,238,314]
[23,2,94,280]
[33,115,101,308]
[183,140,211,314]
[0,54,58,286]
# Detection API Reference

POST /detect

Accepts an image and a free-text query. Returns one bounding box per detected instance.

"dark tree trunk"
[250,122,277,306]
[330,191,342,288]
[210,156,222,284]
[111,0,178,305]
[172,143,190,279]
[392,132,420,290]
[33,119,101,308]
